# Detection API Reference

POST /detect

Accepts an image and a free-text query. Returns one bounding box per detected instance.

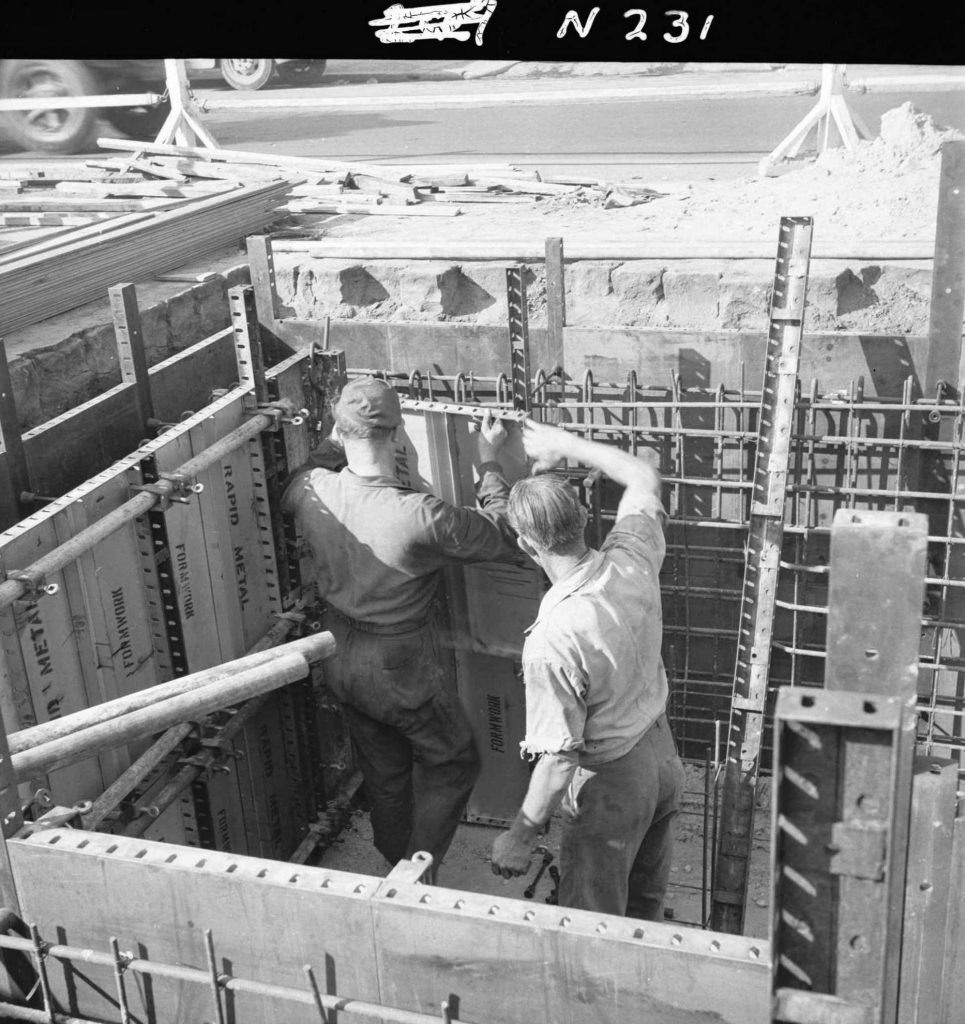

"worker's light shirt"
[284,462,517,627]
[520,507,668,767]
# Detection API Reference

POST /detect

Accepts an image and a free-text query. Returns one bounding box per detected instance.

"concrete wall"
[6,255,936,434]
[271,255,934,337]
[7,265,250,431]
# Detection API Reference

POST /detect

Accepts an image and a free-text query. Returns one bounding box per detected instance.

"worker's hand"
[477,410,508,461]
[490,830,533,879]
[521,419,570,473]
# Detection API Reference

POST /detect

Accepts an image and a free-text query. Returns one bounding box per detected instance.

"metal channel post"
[229,285,269,409]
[923,140,965,399]
[712,216,814,934]
[245,234,285,350]
[544,237,566,379]
[772,509,927,1024]
[506,266,531,414]
[109,283,154,434]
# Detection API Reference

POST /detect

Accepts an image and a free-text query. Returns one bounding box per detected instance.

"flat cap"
[335,376,402,429]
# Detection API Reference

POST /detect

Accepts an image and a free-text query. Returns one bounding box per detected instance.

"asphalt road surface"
[1,72,962,183]
[183,88,965,182]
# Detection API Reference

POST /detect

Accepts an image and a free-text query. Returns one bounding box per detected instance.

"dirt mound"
[316,105,950,250]
[814,102,961,176]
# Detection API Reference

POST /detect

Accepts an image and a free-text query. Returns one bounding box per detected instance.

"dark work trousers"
[558,714,685,920]
[323,611,481,878]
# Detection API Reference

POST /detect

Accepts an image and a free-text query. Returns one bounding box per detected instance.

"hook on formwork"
[4,570,59,601]
[255,398,303,430]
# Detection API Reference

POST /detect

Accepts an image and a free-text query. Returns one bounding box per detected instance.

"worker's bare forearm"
[506,752,577,840]
[564,433,658,492]
[523,421,660,500]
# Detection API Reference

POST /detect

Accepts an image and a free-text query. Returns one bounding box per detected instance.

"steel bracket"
[774,988,875,1024]
[131,472,204,509]
[828,820,887,881]
[386,851,434,885]
[254,399,303,432]
[19,801,92,836]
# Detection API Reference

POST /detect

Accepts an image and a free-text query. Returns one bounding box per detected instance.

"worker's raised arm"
[519,419,663,521]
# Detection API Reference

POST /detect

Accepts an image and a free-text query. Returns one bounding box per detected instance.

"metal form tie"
[130,472,204,510]
[4,570,59,600]
[256,400,307,429]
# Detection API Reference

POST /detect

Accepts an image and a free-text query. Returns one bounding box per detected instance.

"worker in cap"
[490,420,684,921]
[284,376,518,882]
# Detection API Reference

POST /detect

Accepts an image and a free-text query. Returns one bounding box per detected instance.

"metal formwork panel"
[370,880,770,1024]
[233,695,300,858]
[150,430,229,673]
[455,650,530,824]
[141,799,191,847]
[57,501,164,776]
[0,520,107,805]
[771,509,927,1024]
[939,815,965,1022]
[0,369,315,857]
[9,828,383,1024]
[396,405,539,824]
[898,757,958,1024]
[771,689,915,1020]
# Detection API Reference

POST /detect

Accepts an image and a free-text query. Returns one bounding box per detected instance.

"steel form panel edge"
[771,508,927,1024]
[9,828,770,1024]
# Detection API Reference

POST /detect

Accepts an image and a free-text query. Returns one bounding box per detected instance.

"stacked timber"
[0,178,291,337]
[95,138,667,219]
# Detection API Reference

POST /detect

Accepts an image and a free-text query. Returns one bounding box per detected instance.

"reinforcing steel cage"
[360,365,965,772]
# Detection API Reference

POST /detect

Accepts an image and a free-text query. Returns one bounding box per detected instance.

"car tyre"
[0,58,101,153]
[220,59,275,91]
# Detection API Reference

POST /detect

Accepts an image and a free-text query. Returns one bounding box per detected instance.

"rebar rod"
[0,406,287,613]
[0,932,466,1024]
[0,1000,109,1024]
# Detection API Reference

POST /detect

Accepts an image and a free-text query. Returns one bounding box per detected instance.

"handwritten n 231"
[558,7,714,42]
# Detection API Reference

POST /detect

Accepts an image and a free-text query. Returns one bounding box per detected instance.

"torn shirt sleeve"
[519,655,588,760]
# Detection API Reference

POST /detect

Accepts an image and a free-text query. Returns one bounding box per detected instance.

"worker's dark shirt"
[284,462,517,627]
